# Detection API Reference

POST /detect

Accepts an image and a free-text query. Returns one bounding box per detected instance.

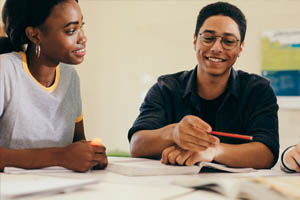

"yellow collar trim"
[20,51,60,93]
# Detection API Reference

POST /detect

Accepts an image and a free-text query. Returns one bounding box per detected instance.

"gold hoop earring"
[35,44,40,58]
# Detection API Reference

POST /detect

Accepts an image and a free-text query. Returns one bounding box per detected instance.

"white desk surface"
[0,157,296,200]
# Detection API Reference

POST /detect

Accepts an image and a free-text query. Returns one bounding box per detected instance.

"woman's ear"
[25,26,41,45]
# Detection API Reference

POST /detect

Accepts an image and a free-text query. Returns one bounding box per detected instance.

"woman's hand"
[61,140,107,172]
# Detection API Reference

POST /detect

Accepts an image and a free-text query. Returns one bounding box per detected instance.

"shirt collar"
[227,68,240,99]
[182,66,240,99]
[182,65,198,99]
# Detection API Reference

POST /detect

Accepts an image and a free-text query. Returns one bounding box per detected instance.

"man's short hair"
[195,1,247,43]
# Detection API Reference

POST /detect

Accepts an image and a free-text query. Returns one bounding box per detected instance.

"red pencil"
[209,131,253,141]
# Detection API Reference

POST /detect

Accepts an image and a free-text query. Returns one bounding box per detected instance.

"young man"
[281,144,300,172]
[128,2,279,169]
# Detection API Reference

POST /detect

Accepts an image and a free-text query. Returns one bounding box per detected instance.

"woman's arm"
[73,119,108,169]
[0,120,108,172]
[0,140,102,172]
[73,120,86,142]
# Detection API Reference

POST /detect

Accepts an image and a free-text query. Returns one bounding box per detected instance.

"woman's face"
[39,0,87,65]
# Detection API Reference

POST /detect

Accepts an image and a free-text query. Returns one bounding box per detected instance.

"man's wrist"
[164,123,177,145]
[212,143,223,162]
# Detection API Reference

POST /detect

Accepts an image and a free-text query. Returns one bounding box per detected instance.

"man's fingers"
[184,142,208,152]
[180,117,219,146]
[167,148,182,165]
[180,134,219,150]
[188,125,219,145]
[185,152,201,166]
[161,146,176,164]
[175,150,191,166]
[185,115,212,132]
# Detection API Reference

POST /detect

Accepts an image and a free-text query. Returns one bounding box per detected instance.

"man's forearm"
[130,124,176,158]
[214,142,274,169]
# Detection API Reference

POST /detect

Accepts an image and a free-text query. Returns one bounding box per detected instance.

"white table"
[0,157,293,200]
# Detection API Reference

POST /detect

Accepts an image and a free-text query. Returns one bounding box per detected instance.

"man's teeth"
[208,57,223,62]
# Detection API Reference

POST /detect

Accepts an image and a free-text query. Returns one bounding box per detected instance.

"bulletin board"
[261,30,300,109]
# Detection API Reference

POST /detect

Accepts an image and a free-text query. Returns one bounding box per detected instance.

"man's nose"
[210,37,223,52]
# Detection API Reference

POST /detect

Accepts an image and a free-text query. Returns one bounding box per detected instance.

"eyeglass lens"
[200,32,239,50]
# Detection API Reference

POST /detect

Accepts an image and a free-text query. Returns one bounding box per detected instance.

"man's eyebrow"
[201,30,239,38]
[223,32,237,36]
[202,30,216,34]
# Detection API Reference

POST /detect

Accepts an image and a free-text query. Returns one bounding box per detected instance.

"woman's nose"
[78,29,87,45]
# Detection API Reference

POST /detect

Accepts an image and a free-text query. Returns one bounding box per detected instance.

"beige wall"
[0,0,3,28]
[77,0,300,153]
[1,0,300,152]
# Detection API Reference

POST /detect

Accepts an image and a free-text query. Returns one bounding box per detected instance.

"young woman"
[0,0,107,172]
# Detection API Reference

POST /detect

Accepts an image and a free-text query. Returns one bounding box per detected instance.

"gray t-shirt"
[0,52,82,149]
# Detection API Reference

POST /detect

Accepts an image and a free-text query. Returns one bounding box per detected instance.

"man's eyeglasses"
[199,32,240,50]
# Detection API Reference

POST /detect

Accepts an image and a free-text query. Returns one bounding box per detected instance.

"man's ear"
[193,34,197,51]
[25,26,41,45]
[238,42,245,57]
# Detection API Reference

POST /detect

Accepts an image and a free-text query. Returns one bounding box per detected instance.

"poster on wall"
[261,30,300,96]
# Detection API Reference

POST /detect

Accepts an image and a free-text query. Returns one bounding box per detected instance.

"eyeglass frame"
[198,32,241,50]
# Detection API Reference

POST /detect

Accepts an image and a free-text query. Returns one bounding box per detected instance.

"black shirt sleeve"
[128,83,168,142]
[245,79,279,167]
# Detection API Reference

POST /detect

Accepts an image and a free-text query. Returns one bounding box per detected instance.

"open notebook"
[249,176,300,199]
[172,177,289,200]
[1,174,98,200]
[106,157,256,176]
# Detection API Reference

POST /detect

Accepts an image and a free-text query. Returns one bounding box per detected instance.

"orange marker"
[91,138,102,146]
[209,131,253,141]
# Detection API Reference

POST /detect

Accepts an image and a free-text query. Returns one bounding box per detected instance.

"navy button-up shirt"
[128,66,279,164]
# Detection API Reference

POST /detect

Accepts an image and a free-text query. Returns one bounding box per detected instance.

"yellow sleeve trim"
[76,113,83,123]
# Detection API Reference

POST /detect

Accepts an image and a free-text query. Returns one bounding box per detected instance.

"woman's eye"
[66,29,75,34]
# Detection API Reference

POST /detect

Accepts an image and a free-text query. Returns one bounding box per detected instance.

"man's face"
[194,15,244,77]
